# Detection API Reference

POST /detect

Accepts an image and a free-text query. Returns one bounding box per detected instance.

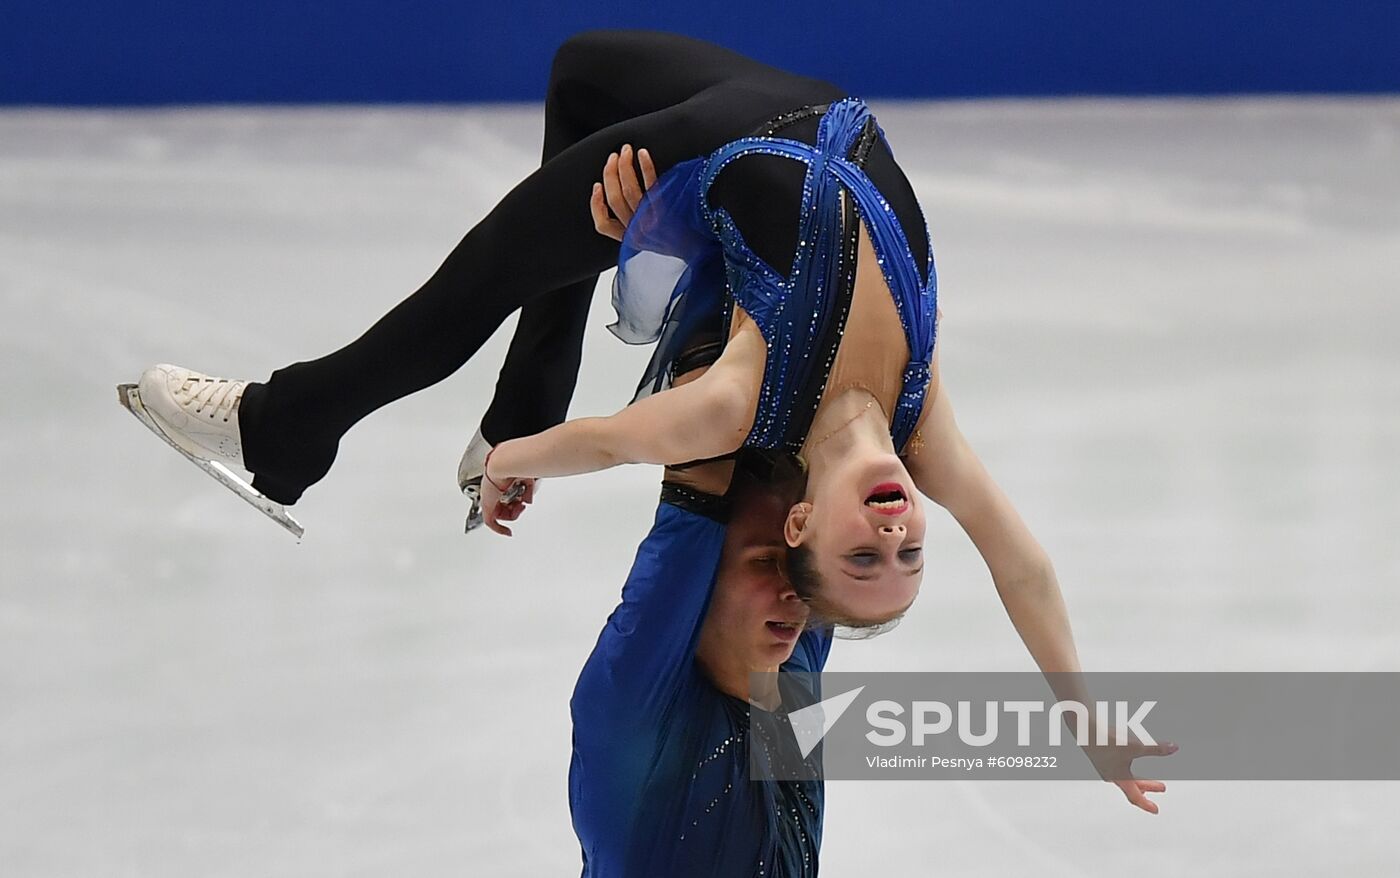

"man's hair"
[724,449,806,509]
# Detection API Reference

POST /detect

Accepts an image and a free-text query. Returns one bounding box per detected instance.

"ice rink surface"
[2,97,1398,876]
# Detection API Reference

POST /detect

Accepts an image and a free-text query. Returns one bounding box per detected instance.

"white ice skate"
[457,427,492,534]
[117,364,304,539]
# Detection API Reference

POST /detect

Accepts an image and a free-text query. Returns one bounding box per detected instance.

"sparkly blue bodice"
[608,97,939,454]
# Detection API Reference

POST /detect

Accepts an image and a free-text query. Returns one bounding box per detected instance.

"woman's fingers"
[1115,778,1161,814]
[618,144,645,212]
[485,496,528,534]
[483,507,512,536]
[601,151,633,227]
[1131,740,1179,759]
[590,182,624,241]
[591,145,657,241]
[591,145,657,242]
[480,478,528,536]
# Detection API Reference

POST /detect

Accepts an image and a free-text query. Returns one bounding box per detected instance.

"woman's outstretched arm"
[907,347,1060,613]
[905,351,1171,812]
[913,383,1078,666]
[906,346,1083,681]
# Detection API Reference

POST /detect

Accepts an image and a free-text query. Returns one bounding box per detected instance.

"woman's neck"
[802,385,896,477]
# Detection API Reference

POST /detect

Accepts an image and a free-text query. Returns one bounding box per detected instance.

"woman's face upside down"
[786,451,926,628]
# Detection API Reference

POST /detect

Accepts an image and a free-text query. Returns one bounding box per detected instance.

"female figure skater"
[128,29,940,624]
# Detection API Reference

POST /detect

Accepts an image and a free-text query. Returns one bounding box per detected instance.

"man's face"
[700,485,811,670]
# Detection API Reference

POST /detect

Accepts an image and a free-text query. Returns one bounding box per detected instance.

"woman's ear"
[784,502,812,547]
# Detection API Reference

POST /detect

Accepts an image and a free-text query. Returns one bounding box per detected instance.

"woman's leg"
[238,34,838,504]
[482,29,832,445]
[476,291,592,445]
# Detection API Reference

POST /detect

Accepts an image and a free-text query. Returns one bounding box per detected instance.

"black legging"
[237,30,924,505]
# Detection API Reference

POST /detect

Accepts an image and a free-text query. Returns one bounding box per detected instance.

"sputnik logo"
[787,686,865,758]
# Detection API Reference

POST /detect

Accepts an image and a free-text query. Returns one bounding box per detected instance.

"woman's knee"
[544,30,630,138]
[548,30,626,90]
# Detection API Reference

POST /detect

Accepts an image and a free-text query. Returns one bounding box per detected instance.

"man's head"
[696,455,811,679]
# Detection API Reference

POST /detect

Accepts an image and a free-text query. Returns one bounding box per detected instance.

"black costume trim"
[659,481,730,522]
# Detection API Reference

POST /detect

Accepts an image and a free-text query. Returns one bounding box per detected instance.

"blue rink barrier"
[3,1,1397,105]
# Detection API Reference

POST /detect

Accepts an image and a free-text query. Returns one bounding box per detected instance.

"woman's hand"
[481,445,537,536]
[1081,731,1178,814]
[590,143,657,241]
[481,476,536,536]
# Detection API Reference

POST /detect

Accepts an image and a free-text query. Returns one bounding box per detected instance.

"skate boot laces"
[174,374,246,423]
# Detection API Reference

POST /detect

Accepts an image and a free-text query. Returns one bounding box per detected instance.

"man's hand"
[590,143,657,241]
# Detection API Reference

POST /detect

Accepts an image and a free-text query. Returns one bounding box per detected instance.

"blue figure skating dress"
[569,97,940,877]
[607,96,939,455]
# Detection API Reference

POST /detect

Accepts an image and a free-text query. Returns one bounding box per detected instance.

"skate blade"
[117,383,305,540]
[463,485,484,534]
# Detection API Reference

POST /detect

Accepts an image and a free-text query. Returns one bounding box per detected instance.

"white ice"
[2,97,1398,876]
